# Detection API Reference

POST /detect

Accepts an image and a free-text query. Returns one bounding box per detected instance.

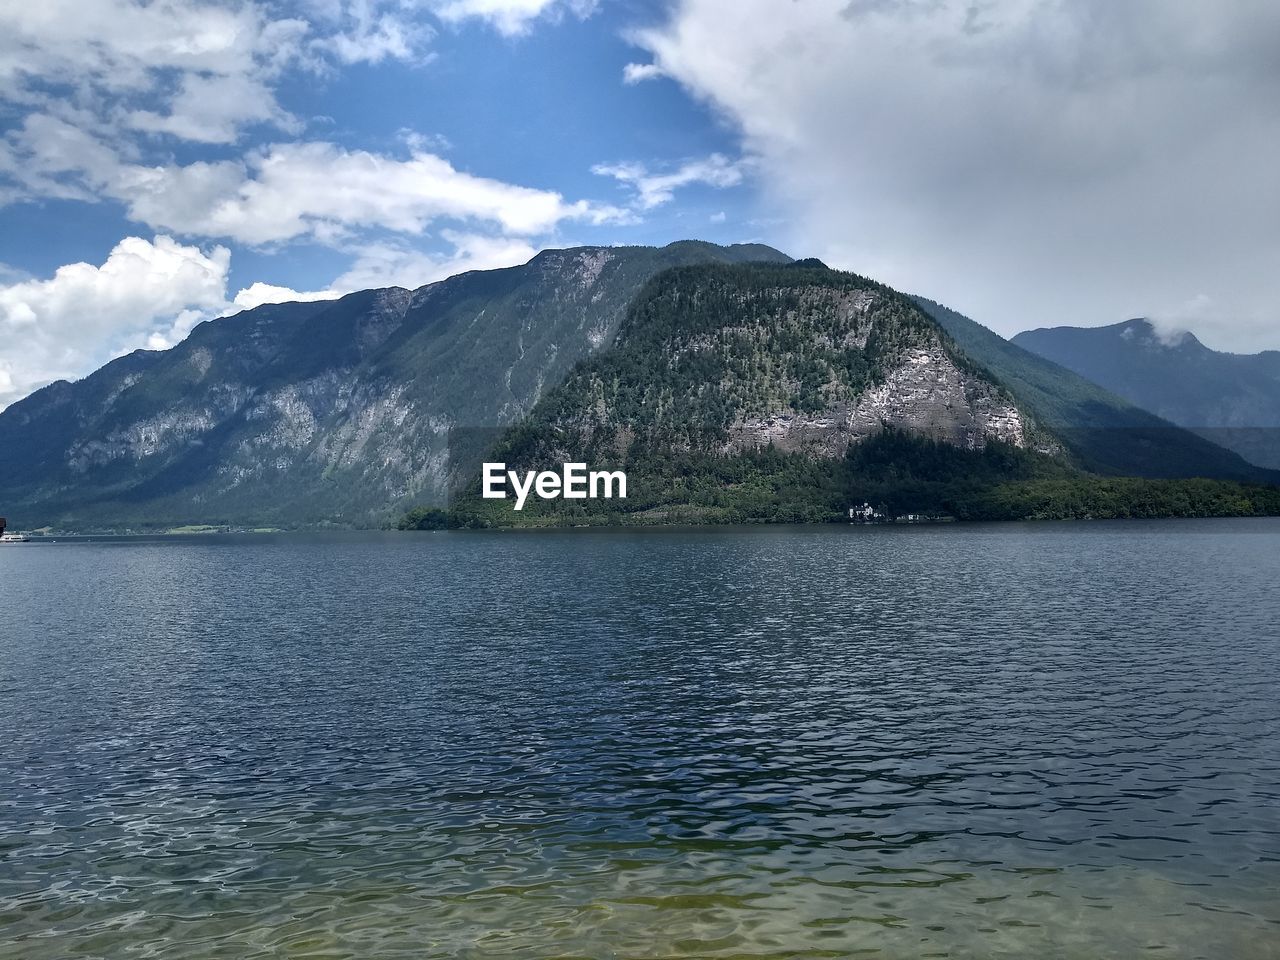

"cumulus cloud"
[0,237,232,408]
[633,0,1280,350]
[593,153,745,209]
[430,0,597,36]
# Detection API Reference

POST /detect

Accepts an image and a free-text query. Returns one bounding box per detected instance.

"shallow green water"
[1,521,1278,958]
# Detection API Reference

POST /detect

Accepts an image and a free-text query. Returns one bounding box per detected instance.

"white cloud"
[0,0,293,90]
[622,61,664,84]
[1147,294,1214,347]
[593,153,745,209]
[0,236,232,408]
[431,0,597,36]
[3,121,626,246]
[0,114,114,203]
[0,0,312,146]
[127,73,301,145]
[0,0,441,162]
[398,129,453,154]
[123,141,624,244]
[232,282,342,311]
[709,210,727,223]
[314,0,435,64]
[633,0,1280,350]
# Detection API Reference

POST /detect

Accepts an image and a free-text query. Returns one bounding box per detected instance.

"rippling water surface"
[2,521,1278,959]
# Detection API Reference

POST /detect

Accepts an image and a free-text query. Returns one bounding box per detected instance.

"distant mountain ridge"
[0,242,791,529]
[916,300,1274,482]
[1012,319,1280,469]
[2,244,1274,531]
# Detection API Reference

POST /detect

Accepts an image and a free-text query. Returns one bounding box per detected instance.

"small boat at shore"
[0,517,30,542]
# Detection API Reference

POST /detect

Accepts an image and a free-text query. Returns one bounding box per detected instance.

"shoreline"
[9,514,1280,541]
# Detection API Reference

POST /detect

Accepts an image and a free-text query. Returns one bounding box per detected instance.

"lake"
[1,521,1278,959]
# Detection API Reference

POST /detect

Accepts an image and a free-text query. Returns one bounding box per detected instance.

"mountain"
[916,300,1277,482]
[1011,319,1280,470]
[6,244,1274,531]
[511,262,1060,455]
[448,262,1280,525]
[0,241,790,529]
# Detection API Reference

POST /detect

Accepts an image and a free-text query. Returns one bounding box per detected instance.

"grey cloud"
[636,0,1280,351]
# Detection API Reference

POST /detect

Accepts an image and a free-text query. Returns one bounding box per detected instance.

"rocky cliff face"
[0,242,791,528]
[732,343,1036,456]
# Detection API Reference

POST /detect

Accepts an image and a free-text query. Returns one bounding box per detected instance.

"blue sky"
[2,1,762,292]
[2,0,1278,407]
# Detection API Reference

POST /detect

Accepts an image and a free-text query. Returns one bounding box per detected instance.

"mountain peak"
[1013,318,1280,470]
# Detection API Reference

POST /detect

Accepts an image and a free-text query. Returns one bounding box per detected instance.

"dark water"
[1,521,1278,959]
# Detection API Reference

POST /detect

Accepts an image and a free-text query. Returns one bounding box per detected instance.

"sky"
[1,0,1277,408]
